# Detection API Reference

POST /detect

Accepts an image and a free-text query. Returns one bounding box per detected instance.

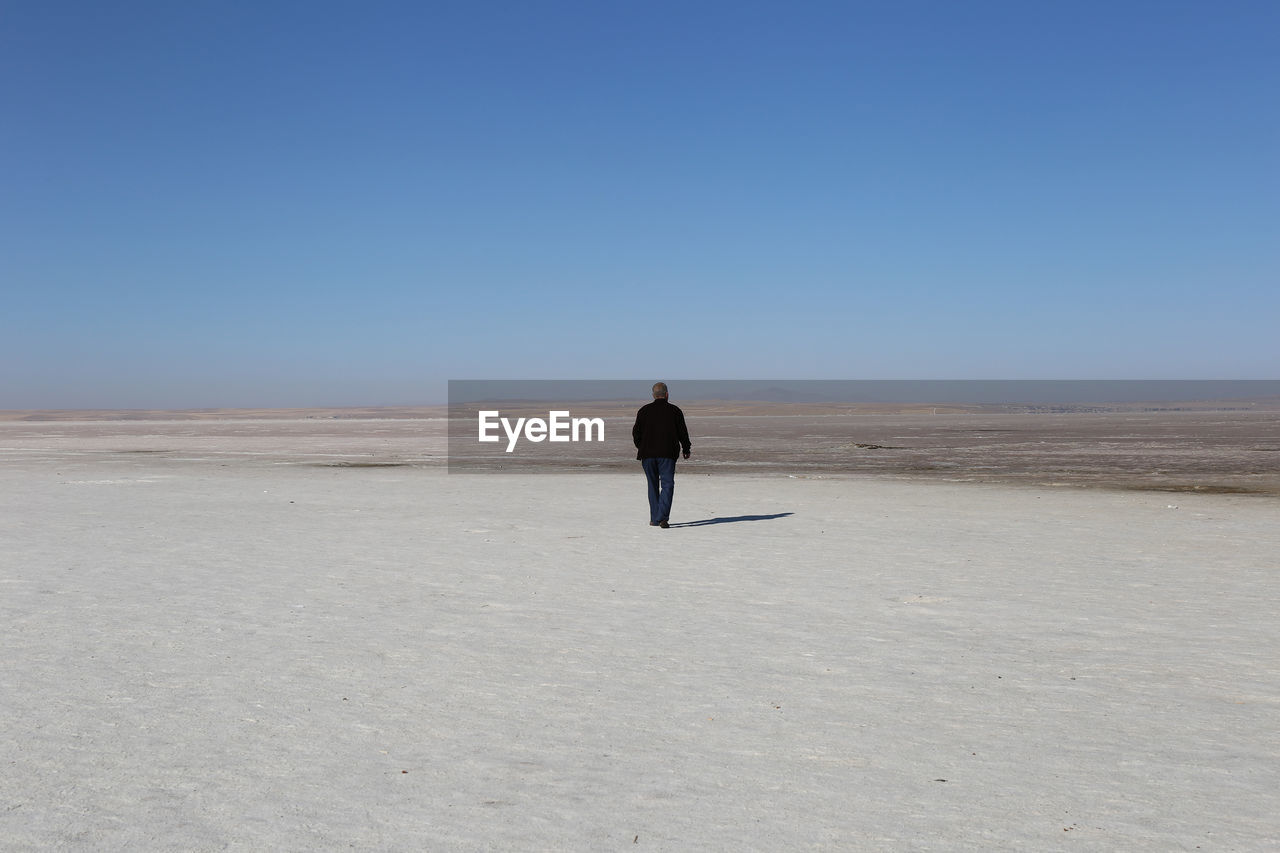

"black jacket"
[632,399,691,460]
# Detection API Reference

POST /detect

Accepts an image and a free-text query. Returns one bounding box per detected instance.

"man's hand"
[682,451,690,460]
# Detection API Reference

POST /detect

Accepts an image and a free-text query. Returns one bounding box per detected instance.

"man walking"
[632,382,692,528]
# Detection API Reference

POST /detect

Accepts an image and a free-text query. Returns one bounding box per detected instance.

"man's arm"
[632,409,644,449]
[676,410,691,458]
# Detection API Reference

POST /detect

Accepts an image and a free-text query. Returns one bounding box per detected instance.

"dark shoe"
[649,521,660,526]
[659,520,669,528]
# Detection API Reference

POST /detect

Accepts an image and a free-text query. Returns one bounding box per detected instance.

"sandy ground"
[2,419,1278,850]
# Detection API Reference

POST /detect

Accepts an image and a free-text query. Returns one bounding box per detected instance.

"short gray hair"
[651,382,669,399]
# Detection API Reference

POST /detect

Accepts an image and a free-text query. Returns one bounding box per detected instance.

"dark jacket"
[632,399,691,460]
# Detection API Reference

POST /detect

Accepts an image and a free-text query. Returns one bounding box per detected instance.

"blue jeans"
[640,457,677,524]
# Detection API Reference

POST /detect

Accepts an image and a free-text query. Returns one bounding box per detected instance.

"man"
[632,382,692,528]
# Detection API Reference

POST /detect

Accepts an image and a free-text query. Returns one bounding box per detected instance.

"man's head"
[651,382,669,400]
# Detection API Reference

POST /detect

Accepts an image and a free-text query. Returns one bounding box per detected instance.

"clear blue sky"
[3,1,1276,408]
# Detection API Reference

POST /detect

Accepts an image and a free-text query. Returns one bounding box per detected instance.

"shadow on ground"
[669,512,794,528]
